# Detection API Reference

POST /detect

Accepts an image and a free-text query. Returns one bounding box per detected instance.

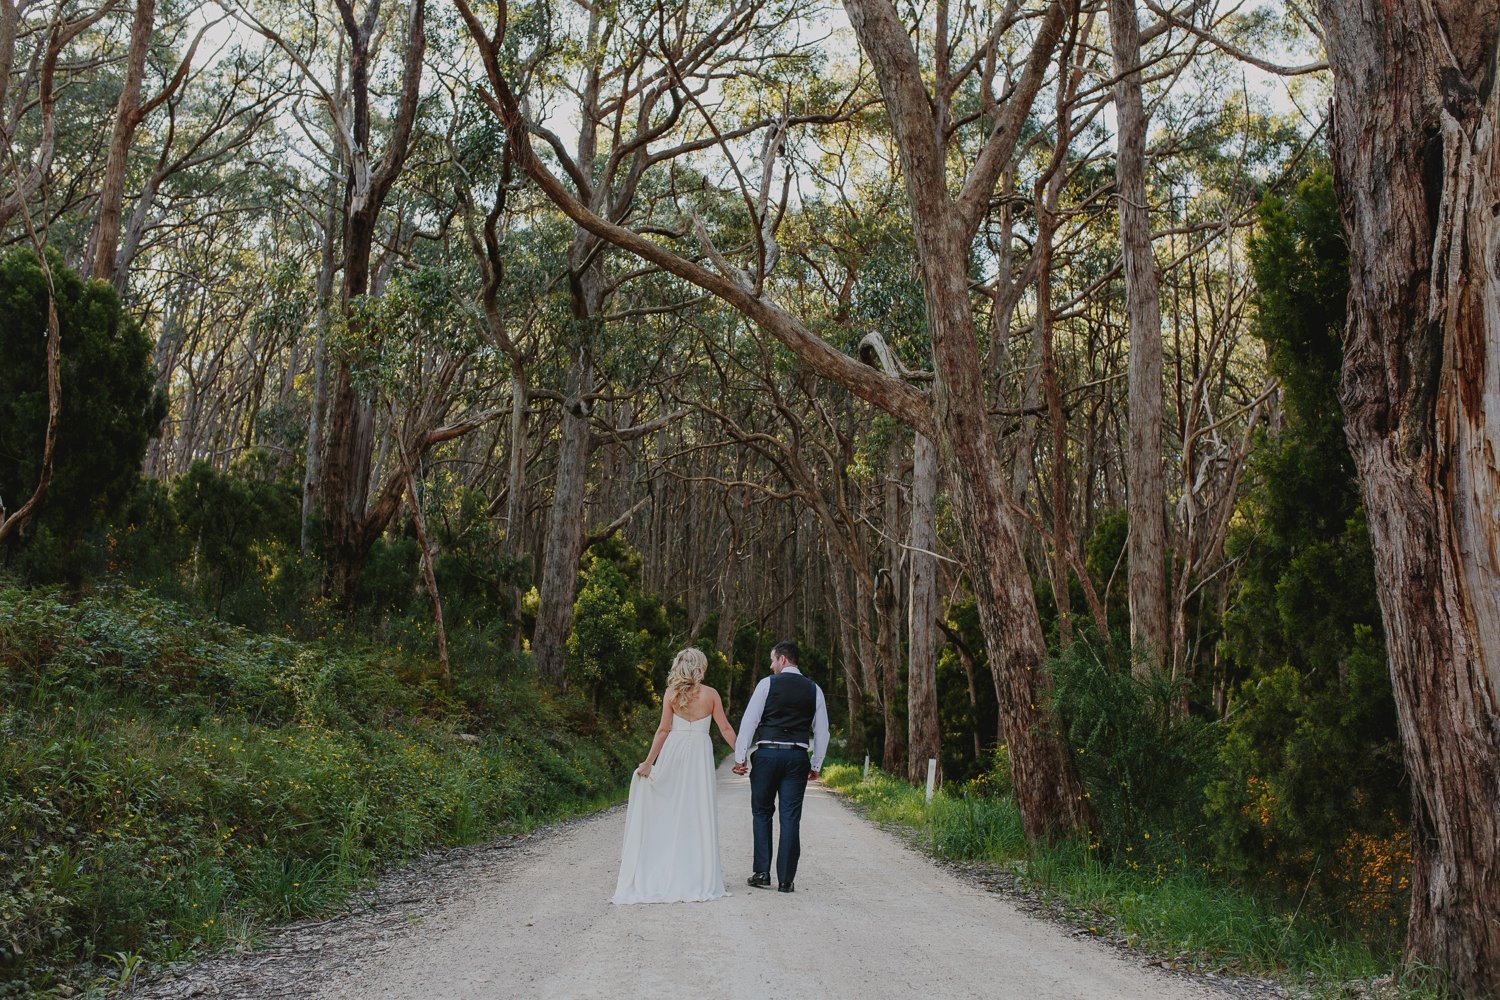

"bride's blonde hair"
[666,647,708,711]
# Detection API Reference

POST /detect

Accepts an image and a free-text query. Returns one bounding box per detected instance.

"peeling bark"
[1317,2,1500,992]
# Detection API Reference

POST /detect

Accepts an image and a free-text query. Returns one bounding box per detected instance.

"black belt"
[756,741,807,749]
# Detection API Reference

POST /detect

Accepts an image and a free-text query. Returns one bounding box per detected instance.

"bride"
[612,647,737,904]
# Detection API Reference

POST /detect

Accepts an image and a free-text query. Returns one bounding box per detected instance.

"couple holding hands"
[611,641,829,904]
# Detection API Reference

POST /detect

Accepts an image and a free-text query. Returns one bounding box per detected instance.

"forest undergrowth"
[0,584,651,998]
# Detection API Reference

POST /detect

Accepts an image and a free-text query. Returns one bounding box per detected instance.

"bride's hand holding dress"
[612,649,737,905]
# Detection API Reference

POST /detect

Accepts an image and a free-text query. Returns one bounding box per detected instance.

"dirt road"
[139,758,1235,1000]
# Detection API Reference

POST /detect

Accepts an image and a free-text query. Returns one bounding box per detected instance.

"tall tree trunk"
[113,163,161,294]
[504,373,529,563]
[1317,4,1500,994]
[396,430,450,687]
[846,0,1088,840]
[1010,318,1045,503]
[828,553,866,759]
[906,432,940,784]
[302,167,342,554]
[1108,0,1169,676]
[851,561,881,713]
[88,0,155,282]
[317,0,427,605]
[926,222,1092,840]
[879,432,905,771]
[530,345,596,686]
[1037,134,1074,646]
[321,350,375,602]
[876,566,904,771]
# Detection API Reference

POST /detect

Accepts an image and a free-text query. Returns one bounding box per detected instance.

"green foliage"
[1083,509,1130,636]
[1022,841,1393,986]
[67,464,524,667]
[0,249,163,545]
[342,262,483,396]
[0,585,648,997]
[1210,171,1406,928]
[1246,172,1348,430]
[564,543,655,714]
[357,536,423,619]
[933,599,999,782]
[106,477,187,584]
[1048,638,1219,862]
[173,462,300,614]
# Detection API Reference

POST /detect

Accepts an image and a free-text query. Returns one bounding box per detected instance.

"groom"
[732,640,829,893]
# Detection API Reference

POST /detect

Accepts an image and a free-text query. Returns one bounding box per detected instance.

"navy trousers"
[749,746,810,886]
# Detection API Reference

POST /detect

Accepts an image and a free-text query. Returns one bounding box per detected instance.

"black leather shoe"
[747,872,771,888]
[777,882,795,893]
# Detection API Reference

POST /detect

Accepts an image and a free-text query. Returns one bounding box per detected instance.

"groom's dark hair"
[772,640,800,664]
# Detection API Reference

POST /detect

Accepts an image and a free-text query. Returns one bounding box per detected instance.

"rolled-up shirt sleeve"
[734,677,770,764]
[811,685,830,772]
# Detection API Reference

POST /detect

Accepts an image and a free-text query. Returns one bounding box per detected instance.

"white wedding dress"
[611,713,729,904]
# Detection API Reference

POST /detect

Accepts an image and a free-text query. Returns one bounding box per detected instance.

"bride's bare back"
[636,684,736,778]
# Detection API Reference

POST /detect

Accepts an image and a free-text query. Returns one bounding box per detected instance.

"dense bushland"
[909,175,1410,967]
[0,584,652,997]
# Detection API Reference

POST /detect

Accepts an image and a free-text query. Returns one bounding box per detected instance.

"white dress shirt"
[733,666,830,771]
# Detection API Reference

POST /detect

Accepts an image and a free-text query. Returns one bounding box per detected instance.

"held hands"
[808,770,820,781]
[731,760,748,776]
[635,761,653,779]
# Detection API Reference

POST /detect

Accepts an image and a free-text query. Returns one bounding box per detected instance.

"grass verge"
[820,763,1442,999]
[1,585,648,998]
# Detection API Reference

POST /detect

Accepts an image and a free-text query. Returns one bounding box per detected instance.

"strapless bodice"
[670,713,712,733]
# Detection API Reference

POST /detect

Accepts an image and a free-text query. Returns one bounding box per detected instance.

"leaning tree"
[457,0,1092,840]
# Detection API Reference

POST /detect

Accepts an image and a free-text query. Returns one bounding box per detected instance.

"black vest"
[754,671,817,744]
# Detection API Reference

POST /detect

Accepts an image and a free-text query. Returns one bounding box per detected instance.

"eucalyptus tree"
[0,0,124,234]
[455,0,835,687]
[224,0,445,602]
[1310,2,1500,992]
[105,45,282,294]
[460,0,1099,838]
[84,0,222,283]
[1107,0,1171,674]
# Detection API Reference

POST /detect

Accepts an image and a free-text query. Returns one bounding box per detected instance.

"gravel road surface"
[139,758,1233,1000]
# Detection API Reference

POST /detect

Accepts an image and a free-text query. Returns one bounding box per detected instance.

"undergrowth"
[0,585,648,998]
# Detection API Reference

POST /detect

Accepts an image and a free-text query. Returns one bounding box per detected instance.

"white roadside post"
[863,754,870,780]
[925,758,937,803]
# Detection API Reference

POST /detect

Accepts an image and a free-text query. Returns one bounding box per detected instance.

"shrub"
[1209,170,1407,932]
[172,461,300,616]
[565,546,655,716]
[0,249,164,555]
[1047,636,1219,863]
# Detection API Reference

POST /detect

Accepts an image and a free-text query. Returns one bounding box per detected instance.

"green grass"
[820,763,1442,998]
[0,585,649,998]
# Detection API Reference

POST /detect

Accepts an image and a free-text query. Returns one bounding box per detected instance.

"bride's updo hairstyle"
[667,647,708,711]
